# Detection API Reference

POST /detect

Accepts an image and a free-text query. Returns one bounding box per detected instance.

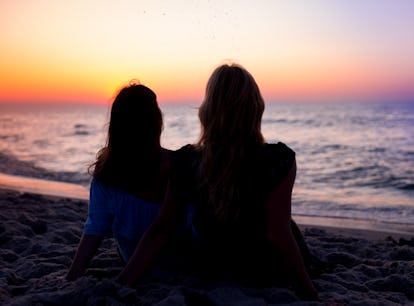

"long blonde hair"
[197,63,265,223]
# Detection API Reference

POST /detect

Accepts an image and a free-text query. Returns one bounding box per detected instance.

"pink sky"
[1,1,413,104]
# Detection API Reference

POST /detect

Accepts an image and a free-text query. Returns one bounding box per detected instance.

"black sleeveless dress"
[170,142,306,283]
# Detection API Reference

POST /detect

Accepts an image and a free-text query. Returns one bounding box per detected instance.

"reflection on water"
[0,102,413,224]
[0,103,108,173]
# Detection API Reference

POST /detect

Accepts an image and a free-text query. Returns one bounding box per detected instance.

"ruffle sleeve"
[264,142,296,189]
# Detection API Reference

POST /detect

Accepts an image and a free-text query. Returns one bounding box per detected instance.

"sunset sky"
[1,0,413,104]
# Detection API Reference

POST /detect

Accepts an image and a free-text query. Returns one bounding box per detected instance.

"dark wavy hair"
[90,83,163,194]
[197,63,265,223]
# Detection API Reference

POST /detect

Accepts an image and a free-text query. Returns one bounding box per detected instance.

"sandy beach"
[1,187,414,306]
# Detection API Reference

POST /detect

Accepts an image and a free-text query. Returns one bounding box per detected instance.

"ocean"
[0,101,413,230]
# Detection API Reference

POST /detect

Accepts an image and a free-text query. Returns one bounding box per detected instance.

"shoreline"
[0,172,89,200]
[1,171,413,238]
[295,215,414,239]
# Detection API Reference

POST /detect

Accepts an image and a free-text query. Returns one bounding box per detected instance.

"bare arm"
[66,235,103,280]
[266,160,319,300]
[117,181,184,286]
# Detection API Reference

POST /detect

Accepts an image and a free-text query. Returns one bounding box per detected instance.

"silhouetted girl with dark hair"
[67,83,169,280]
[117,65,319,301]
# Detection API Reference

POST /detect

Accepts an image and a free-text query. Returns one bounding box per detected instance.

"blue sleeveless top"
[83,179,161,262]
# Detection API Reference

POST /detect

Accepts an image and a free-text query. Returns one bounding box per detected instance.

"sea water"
[0,102,413,227]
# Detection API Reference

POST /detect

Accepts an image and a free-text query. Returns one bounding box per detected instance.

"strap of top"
[263,142,296,190]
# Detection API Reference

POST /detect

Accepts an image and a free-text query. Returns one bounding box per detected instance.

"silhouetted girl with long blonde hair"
[118,64,319,301]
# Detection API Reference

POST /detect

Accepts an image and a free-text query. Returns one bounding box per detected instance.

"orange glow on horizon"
[0,73,205,105]
[1,1,413,105]
[1,71,413,105]
[1,46,413,105]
